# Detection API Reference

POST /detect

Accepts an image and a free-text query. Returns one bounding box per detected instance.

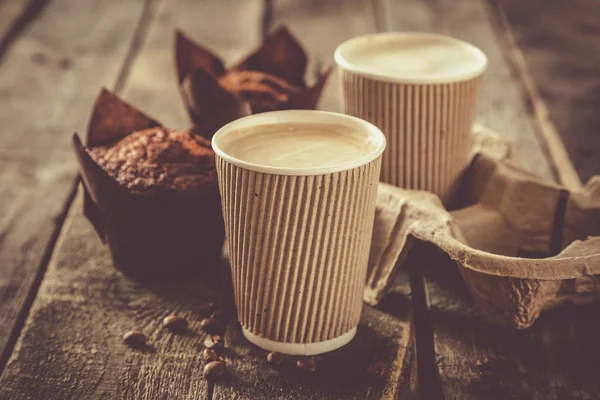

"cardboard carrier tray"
[367,126,600,328]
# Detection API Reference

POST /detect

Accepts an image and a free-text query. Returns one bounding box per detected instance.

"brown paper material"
[470,123,514,161]
[74,89,161,240]
[365,183,415,305]
[366,150,600,328]
[87,88,161,146]
[216,156,381,344]
[364,126,510,305]
[366,128,599,326]
[72,89,224,281]
[340,68,483,205]
[175,26,332,139]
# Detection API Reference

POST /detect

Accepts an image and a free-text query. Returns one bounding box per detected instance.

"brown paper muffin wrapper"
[366,141,600,328]
[72,89,224,281]
[216,155,382,344]
[175,26,332,139]
[340,69,482,205]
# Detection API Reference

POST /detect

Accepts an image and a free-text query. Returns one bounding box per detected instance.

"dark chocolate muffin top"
[88,127,216,194]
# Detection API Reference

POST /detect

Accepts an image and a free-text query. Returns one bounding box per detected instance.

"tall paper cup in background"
[336,33,487,204]
[212,110,385,355]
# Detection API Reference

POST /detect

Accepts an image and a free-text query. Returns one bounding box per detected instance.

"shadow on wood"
[422,243,600,399]
[215,290,413,400]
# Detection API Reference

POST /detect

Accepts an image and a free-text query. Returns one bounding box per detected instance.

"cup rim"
[211,110,386,176]
[334,32,488,84]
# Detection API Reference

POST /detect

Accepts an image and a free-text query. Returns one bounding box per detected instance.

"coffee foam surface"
[217,122,379,169]
[337,34,486,82]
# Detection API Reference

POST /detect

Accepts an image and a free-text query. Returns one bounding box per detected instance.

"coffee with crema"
[342,35,484,81]
[336,33,487,204]
[212,110,385,355]
[218,122,379,169]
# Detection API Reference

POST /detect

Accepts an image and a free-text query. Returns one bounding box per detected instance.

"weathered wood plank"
[492,0,600,184]
[215,288,413,400]
[0,194,220,399]
[213,1,415,399]
[421,246,600,400]
[0,0,152,375]
[0,0,263,398]
[0,0,31,45]
[381,0,600,398]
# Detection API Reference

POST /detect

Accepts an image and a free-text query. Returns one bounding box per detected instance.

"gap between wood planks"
[0,0,56,374]
[0,180,79,373]
[0,0,166,378]
[408,256,445,400]
[0,0,50,65]
[487,0,582,190]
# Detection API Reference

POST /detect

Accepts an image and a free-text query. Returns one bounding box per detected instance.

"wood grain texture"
[494,0,600,184]
[487,0,582,192]
[422,246,600,400]
[1,0,264,398]
[2,0,415,397]
[215,286,414,400]
[0,193,220,399]
[2,0,593,398]
[0,0,151,374]
[0,0,31,45]
[377,0,600,398]
[213,0,415,398]
[0,0,52,65]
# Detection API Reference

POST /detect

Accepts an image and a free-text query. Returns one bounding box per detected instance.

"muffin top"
[88,127,216,194]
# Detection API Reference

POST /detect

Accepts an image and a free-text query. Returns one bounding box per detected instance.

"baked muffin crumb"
[88,127,215,194]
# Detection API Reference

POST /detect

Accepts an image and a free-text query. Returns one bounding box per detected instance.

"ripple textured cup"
[212,110,385,355]
[336,33,487,203]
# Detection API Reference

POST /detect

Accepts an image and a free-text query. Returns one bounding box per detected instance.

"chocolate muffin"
[73,90,224,281]
[88,127,215,195]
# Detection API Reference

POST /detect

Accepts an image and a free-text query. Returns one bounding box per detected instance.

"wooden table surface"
[0,0,598,399]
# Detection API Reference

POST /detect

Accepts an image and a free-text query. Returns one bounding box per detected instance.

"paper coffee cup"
[212,110,385,355]
[335,33,487,204]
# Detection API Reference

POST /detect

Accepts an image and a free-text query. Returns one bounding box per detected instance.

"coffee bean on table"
[296,358,317,373]
[198,302,217,315]
[267,351,285,365]
[203,361,227,380]
[163,315,188,332]
[367,361,387,379]
[202,348,222,363]
[204,335,224,351]
[200,317,223,334]
[123,330,146,348]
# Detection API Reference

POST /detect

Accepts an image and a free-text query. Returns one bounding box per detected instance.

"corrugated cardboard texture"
[340,70,482,204]
[216,157,381,343]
